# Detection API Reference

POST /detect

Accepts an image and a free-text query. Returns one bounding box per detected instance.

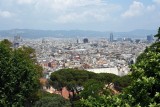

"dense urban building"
[17,37,150,78]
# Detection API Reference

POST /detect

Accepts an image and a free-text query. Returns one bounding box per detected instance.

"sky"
[0,0,160,31]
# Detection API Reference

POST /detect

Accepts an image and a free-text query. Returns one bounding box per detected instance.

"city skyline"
[0,0,160,31]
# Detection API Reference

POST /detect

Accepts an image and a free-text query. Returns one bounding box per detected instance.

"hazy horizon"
[0,28,157,33]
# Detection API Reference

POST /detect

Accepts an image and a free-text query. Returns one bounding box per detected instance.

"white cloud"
[34,0,105,12]
[16,0,35,4]
[153,0,160,4]
[147,5,155,11]
[53,13,83,23]
[53,10,109,24]
[1,0,120,24]
[122,1,144,18]
[33,0,120,23]
[0,10,12,18]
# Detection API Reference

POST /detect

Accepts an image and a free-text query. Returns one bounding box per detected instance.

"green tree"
[80,95,125,107]
[22,46,37,62]
[0,41,42,106]
[50,69,121,106]
[34,91,71,107]
[80,79,104,99]
[123,36,160,106]
[50,69,97,91]
[0,39,12,47]
[154,27,160,40]
[50,69,119,91]
[96,73,119,84]
[114,75,131,92]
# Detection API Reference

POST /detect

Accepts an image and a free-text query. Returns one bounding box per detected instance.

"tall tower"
[13,35,21,48]
[110,33,114,42]
[77,38,79,44]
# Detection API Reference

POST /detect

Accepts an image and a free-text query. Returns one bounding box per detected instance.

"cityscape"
[0,0,160,107]
[1,33,154,77]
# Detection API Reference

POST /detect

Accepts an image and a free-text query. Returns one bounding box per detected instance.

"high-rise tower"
[110,33,114,42]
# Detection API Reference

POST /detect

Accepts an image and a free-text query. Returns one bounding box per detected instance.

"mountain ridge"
[0,29,157,39]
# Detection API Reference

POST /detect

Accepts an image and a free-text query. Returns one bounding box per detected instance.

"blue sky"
[0,0,160,31]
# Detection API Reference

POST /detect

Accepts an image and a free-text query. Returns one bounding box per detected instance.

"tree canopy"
[0,39,12,47]
[34,91,71,107]
[80,79,104,99]
[50,68,131,107]
[50,68,124,91]
[50,69,97,90]
[154,27,160,40]
[0,40,42,106]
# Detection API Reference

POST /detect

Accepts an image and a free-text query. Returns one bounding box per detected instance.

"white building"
[86,67,129,76]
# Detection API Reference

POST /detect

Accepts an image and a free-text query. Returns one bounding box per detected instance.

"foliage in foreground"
[0,40,42,106]
[50,65,131,106]
[34,91,71,107]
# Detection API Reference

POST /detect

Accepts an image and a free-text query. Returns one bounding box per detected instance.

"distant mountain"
[128,29,156,35]
[115,29,157,39]
[0,29,157,39]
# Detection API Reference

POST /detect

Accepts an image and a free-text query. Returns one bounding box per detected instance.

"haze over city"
[0,0,160,31]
